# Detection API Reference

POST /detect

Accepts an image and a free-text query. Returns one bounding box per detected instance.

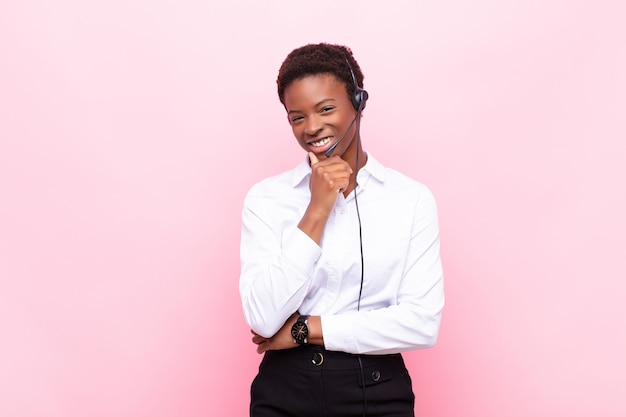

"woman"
[239,43,444,417]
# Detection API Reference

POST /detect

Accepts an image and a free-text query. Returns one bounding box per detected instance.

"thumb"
[308,152,320,166]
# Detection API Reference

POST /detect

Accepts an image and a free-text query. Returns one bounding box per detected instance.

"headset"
[347,59,369,112]
[342,58,367,311]
[318,57,371,417]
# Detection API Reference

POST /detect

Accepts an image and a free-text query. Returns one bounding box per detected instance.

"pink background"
[1,1,625,416]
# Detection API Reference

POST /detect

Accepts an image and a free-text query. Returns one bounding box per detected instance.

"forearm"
[297,206,330,245]
[252,314,325,354]
[321,297,444,355]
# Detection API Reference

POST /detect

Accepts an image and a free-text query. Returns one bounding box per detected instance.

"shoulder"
[246,169,295,198]
[368,155,434,201]
[243,161,309,207]
[385,168,438,215]
[385,167,428,190]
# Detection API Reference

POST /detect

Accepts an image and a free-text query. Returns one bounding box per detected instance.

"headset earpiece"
[346,59,369,111]
[352,89,369,112]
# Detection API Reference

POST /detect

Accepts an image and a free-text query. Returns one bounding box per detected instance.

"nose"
[303,114,323,136]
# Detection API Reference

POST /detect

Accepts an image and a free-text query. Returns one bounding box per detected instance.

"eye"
[320,106,335,113]
[290,115,304,123]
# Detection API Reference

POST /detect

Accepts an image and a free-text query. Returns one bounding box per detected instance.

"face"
[283,74,358,160]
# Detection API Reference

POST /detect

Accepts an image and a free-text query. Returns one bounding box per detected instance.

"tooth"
[312,137,332,146]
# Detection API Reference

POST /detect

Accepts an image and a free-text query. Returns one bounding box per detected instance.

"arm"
[298,152,353,244]
[251,187,443,355]
[239,202,319,338]
[240,153,352,338]
[321,187,445,355]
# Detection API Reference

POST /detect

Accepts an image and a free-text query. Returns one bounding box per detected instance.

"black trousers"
[250,345,415,417]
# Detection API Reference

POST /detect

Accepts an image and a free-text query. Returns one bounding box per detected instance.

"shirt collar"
[291,152,386,188]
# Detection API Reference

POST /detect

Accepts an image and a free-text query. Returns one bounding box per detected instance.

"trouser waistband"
[262,345,403,371]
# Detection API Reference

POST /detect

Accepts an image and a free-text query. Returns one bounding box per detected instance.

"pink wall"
[1,1,624,416]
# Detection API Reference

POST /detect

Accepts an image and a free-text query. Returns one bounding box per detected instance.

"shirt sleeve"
[239,193,322,338]
[321,187,445,355]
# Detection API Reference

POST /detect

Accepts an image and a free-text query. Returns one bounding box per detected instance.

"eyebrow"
[287,98,336,114]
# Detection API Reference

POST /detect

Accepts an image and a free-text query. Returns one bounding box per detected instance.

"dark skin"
[252,73,367,354]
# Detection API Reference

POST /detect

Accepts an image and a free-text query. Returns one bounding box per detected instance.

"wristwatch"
[291,315,309,345]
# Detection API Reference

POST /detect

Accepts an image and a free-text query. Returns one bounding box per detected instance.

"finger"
[316,158,353,175]
[337,179,350,193]
[309,152,320,165]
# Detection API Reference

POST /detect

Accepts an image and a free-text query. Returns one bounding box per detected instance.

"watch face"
[291,322,308,343]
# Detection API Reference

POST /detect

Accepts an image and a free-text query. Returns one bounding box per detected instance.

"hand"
[297,152,353,244]
[308,152,353,216]
[251,312,300,354]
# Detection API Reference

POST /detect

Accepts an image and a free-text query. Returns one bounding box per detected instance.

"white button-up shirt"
[239,154,444,355]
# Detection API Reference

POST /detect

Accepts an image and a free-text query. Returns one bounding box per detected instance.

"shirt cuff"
[320,313,359,353]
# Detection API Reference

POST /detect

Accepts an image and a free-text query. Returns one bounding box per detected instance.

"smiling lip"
[308,136,334,151]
